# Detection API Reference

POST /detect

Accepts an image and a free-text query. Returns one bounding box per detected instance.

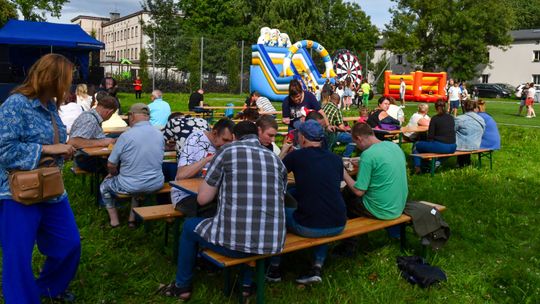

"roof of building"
[511,29,540,41]
[71,15,110,23]
[103,10,149,27]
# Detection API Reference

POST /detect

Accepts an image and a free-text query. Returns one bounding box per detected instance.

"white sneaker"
[526,115,532,118]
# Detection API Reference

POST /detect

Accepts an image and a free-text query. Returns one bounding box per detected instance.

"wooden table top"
[103,126,129,134]
[199,106,246,110]
[81,146,176,158]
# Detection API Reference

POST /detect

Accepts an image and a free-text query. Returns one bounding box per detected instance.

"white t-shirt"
[404,112,430,138]
[59,103,84,134]
[387,104,405,124]
[448,86,461,101]
[527,87,536,99]
[76,95,93,111]
[171,131,216,206]
[400,81,406,95]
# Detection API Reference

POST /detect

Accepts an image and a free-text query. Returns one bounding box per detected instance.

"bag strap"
[49,110,59,144]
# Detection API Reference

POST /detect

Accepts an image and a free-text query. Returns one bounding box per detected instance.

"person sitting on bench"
[99,103,164,228]
[170,118,234,217]
[159,121,288,301]
[455,99,485,167]
[338,123,408,255]
[266,120,347,285]
[411,100,456,174]
[69,94,118,174]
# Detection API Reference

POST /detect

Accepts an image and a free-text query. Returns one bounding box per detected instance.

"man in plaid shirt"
[161,121,288,301]
[322,93,356,157]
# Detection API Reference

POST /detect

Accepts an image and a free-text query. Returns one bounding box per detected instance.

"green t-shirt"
[354,141,408,220]
[361,83,371,94]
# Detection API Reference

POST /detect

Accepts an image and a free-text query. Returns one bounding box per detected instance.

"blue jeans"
[413,141,457,167]
[271,208,344,267]
[336,132,356,157]
[175,218,254,288]
[0,197,81,304]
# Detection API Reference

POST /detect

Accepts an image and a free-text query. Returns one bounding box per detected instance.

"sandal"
[242,283,257,298]
[157,282,192,301]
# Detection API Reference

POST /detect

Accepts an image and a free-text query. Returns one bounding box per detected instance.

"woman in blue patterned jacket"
[0,54,80,303]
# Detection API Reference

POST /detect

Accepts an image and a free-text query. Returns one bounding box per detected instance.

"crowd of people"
[0,53,506,303]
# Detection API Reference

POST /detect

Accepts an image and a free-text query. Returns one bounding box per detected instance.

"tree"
[141,0,183,81]
[506,0,540,30]
[139,48,150,92]
[384,0,514,80]
[10,0,68,21]
[226,44,240,93]
[0,0,17,27]
[187,38,201,91]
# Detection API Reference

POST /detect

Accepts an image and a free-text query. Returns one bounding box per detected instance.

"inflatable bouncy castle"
[384,71,447,102]
[250,28,336,101]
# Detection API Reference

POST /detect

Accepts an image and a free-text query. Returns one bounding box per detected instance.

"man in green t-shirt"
[337,123,408,255]
[360,79,371,107]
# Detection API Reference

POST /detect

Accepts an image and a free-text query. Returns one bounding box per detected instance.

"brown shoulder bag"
[8,111,65,205]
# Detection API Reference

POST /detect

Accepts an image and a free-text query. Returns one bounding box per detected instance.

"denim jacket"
[0,94,67,201]
[455,112,486,151]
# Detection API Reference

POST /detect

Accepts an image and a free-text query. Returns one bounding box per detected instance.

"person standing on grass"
[411,100,456,174]
[399,77,406,108]
[147,89,171,128]
[525,83,536,118]
[0,53,80,304]
[336,122,408,256]
[517,83,529,116]
[159,121,287,302]
[343,78,353,111]
[282,79,328,130]
[360,79,371,108]
[265,120,347,285]
[448,81,461,117]
[100,103,164,228]
[133,76,143,99]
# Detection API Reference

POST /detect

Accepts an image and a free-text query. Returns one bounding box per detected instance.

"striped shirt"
[70,109,106,139]
[323,102,343,127]
[195,135,288,254]
[256,96,276,112]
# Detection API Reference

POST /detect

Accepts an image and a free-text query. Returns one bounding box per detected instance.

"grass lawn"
[2,93,540,303]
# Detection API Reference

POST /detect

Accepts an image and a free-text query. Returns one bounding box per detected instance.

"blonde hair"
[477,99,486,112]
[12,54,73,108]
[76,83,88,97]
[418,103,429,113]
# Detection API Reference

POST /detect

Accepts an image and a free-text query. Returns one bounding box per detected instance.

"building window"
[534,51,540,62]
[135,48,138,60]
[533,74,540,84]
[397,54,403,65]
[135,26,138,36]
[482,74,489,83]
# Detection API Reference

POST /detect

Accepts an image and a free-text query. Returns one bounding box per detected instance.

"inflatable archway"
[281,40,337,79]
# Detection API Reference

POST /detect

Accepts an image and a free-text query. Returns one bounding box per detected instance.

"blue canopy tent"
[0,19,104,81]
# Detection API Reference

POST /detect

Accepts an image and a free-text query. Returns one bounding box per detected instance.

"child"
[358,107,369,123]
[343,79,353,111]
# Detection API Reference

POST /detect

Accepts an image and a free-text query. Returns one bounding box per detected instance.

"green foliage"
[141,0,184,81]
[187,38,201,91]
[10,0,68,21]
[0,0,17,27]
[226,44,240,93]
[506,0,540,30]
[384,0,514,81]
[138,49,151,92]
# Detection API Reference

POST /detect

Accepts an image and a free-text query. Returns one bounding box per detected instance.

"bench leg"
[399,224,407,252]
[489,151,493,170]
[256,259,265,304]
[172,218,181,263]
[223,268,232,296]
[477,153,482,169]
[430,158,436,177]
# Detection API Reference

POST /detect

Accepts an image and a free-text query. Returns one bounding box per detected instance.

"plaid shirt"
[323,102,343,127]
[195,135,288,254]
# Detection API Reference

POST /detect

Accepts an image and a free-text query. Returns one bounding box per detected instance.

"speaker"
[88,66,104,85]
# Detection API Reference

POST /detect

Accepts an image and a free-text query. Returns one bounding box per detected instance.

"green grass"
[2,93,540,303]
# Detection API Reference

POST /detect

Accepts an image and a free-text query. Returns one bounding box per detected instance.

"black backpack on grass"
[397,256,447,288]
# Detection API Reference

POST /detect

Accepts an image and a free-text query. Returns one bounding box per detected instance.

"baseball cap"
[299,106,315,117]
[129,103,150,115]
[298,119,324,142]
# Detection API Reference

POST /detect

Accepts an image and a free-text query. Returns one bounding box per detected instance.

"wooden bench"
[410,149,493,177]
[202,201,446,303]
[70,167,101,205]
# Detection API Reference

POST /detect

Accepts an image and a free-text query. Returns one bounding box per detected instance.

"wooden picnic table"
[343,116,360,122]
[103,126,129,134]
[373,125,428,145]
[81,146,176,158]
